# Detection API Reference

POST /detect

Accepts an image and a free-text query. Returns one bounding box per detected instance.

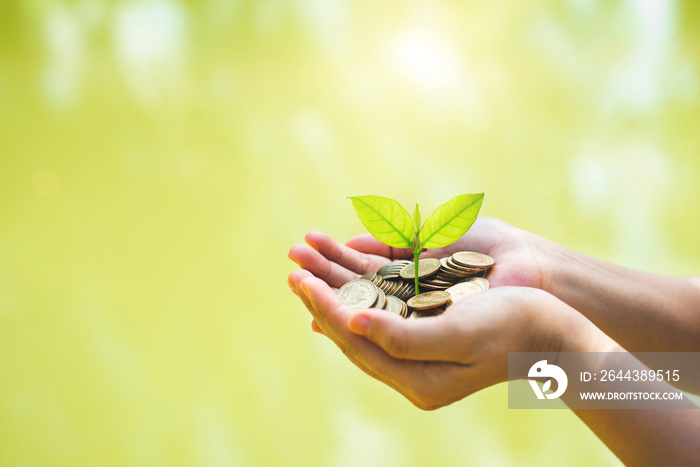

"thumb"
[347,310,467,362]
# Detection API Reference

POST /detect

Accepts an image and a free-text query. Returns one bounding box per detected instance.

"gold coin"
[418,283,443,291]
[410,305,447,318]
[441,261,476,276]
[377,261,411,277]
[446,258,483,273]
[374,288,386,309]
[407,291,451,310]
[380,274,400,280]
[452,251,495,269]
[471,277,490,290]
[457,277,489,291]
[421,278,453,286]
[337,279,378,310]
[418,285,450,292]
[385,296,404,315]
[360,272,377,282]
[445,281,483,303]
[435,267,468,277]
[397,284,414,301]
[399,258,441,280]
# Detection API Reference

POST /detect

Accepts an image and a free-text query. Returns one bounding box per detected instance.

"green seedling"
[349,193,484,296]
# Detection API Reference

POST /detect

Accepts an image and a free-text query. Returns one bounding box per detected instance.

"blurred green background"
[2,0,700,465]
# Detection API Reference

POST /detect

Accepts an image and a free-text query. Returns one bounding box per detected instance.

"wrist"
[523,288,618,354]
[559,306,620,353]
[528,234,572,296]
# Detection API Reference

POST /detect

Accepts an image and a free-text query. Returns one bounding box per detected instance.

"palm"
[419,218,545,289]
[288,218,545,291]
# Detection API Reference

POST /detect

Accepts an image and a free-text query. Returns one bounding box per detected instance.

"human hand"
[287,218,559,293]
[407,217,555,289]
[287,229,411,289]
[287,218,560,335]
[287,269,604,409]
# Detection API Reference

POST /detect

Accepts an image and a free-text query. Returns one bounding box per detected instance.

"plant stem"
[413,237,421,297]
[412,204,421,297]
[413,248,420,296]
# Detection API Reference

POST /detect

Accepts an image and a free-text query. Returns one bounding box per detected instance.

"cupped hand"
[287,269,595,409]
[287,218,557,292]
[399,217,554,289]
[287,229,413,289]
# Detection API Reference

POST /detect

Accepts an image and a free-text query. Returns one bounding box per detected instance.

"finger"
[306,231,392,274]
[345,234,413,261]
[424,218,501,257]
[289,269,315,311]
[347,308,475,363]
[287,275,297,295]
[301,276,484,409]
[299,277,408,390]
[289,243,359,288]
[290,271,329,338]
[311,319,325,335]
[298,277,420,387]
[291,270,345,339]
[343,233,447,266]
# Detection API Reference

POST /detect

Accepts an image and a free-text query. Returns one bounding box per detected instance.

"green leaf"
[420,193,484,249]
[349,196,415,249]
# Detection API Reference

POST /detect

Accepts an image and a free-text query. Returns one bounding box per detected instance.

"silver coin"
[337,279,378,310]
[385,296,404,315]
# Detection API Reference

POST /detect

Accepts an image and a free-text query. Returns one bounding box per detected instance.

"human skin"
[286,269,700,466]
[287,218,700,465]
[288,217,700,353]
[287,269,602,408]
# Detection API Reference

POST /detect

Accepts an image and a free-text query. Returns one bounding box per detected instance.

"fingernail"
[348,314,372,336]
[288,277,297,295]
[288,254,301,266]
[306,239,319,251]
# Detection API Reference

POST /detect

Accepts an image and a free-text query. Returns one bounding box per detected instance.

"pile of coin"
[376,260,412,279]
[360,271,415,302]
[407,290,452,318]
[397,252,494,291]
[337,251,495,318]
[337,278,409,317]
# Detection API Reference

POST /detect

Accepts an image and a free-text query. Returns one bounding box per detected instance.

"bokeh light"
[1,0,699,466]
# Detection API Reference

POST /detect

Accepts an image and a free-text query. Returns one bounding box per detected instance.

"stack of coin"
[400,252,494,293]
[407,290,452,318]
[377,260,412,279]
[399,258,441,288]
[336,251,495,319]
[385,295,409,317]
[338,279,409,317]
[369,265,416,301]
